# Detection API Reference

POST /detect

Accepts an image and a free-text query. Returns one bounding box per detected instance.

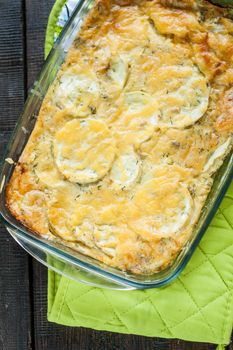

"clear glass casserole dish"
[0,0,232,290]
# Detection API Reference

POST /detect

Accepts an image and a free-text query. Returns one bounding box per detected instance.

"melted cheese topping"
[110,145,141,190]
[130,178,193,237]
[54,119,116,183]
[107,57,129,88]
[203,138,232,173]
[53,68,99,115]
[153,65,209,128]
[6,0,233,275]
[34,136,65,187]
[113,92,158,145]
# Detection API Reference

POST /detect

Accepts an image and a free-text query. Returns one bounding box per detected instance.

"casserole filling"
[6,0,233,274]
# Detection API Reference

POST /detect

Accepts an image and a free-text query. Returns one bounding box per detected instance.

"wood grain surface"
[0,1,32,350]
[0,0,232,349]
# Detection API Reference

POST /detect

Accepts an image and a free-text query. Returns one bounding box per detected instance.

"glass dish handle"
[7,228,134,290]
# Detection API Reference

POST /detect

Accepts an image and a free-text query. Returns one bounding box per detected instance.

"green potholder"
[45,1,233,348]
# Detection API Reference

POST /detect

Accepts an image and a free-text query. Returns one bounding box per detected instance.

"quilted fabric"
[45,1,233,347]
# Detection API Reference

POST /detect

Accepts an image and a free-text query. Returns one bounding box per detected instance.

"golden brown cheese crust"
[6,0,233,275]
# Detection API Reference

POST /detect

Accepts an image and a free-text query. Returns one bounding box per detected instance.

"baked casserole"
[6,0,233,275]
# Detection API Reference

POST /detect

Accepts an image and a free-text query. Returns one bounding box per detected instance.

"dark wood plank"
[25,0,55,89]
[24,1,230,350]
[0,1,33,349]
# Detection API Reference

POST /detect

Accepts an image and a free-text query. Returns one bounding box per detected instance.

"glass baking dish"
[0,0,232,290]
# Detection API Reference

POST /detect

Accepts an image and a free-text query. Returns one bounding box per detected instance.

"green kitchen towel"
[45,1,233,347]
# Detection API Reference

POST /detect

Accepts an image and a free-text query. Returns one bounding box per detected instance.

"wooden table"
[0,1,232,349]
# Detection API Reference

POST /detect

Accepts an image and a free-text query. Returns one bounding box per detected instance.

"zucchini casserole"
[6,0,233,274]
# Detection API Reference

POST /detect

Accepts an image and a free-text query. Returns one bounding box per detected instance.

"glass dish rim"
[0,0,232,289]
